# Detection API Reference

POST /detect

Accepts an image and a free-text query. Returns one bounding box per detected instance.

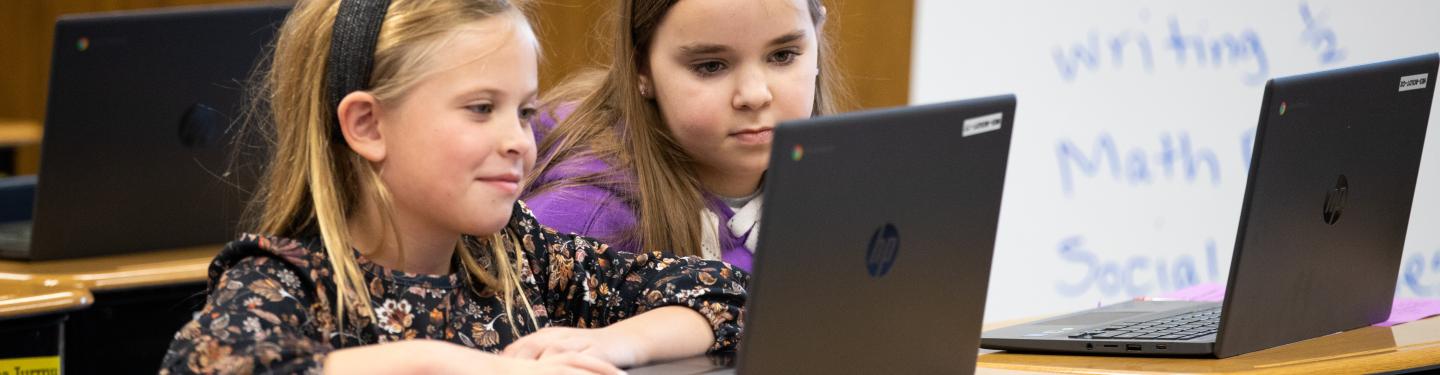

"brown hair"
[524,0,844,256]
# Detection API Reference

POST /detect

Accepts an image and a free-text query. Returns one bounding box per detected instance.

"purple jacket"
[522,107,755,271]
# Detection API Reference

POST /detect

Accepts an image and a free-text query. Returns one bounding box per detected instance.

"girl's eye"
[519,107,538,122]
[467,103,494,115]
[691,61,726,77]
[770,50,800,65]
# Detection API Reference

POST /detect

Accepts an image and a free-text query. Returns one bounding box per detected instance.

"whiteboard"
[910,0,1440,322]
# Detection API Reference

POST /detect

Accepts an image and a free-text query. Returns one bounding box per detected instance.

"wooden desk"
[977,315,1440,374]
[0,245,219,373]
[0,244,219,318]
[0,119,42,148]
[0,119,42,176]
[0,284,91,318]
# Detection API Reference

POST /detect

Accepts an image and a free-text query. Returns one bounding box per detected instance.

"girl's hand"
[323,339,625,375]
[501,306,714,368]
[499,351,630,375]
[501,326,646,368]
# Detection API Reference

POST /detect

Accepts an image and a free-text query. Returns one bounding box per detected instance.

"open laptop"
[629,95,1017,374]
[981,53,1438,358]
[0,4,288,260]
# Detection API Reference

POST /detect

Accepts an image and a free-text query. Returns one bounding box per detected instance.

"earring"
[638,83,650,97]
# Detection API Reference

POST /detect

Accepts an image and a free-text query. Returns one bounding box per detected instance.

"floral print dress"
[160,202,748,374]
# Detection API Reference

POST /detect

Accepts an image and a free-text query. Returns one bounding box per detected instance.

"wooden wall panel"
[0,0,912,174]
[831,0,912,109]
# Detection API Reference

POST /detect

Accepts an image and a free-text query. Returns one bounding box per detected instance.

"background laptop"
[630,95,1017,374]
[981,53,1437,358]
[0,4,287,260]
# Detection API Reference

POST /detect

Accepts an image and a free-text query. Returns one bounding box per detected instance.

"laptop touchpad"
[1037,311,1151,326]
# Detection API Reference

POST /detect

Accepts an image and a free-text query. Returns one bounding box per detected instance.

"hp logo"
[1322,175,1348,225]
[866,223,900,277]
[179,103,225,149]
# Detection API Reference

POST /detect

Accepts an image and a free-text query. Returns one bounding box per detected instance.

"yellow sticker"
[0,356,61,375]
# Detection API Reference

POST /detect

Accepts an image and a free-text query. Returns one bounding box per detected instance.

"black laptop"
[629,95,1017,374]
[0,4,288,260]
[981,53,1437,358]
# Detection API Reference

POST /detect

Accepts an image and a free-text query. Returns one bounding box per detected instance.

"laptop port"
[1103,344,1118,348]
[1125,344,1142,351]
[1155,344,1168,350]
[1085,343,1093,350]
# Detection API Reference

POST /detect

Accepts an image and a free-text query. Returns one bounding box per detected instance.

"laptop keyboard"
[1068,307,1221,340]
[0,221,33,252]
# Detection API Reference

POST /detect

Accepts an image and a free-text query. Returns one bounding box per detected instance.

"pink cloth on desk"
[1156,282,1440,327]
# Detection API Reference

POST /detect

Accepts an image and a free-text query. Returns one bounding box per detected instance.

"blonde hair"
[244,0,537,341]
[524,0,845,256]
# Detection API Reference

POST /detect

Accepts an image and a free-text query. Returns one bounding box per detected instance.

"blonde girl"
[161,0,745,373]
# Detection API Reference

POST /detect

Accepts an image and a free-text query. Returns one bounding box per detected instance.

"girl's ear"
[813,4,827,30]
[337,91,386,162]
[638,74,654,99]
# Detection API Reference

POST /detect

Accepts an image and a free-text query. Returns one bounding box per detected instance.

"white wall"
[910,0,1440,322]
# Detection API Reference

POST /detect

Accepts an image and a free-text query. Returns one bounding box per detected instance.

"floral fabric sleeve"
[513,202,749,352]
[160,247,331,374]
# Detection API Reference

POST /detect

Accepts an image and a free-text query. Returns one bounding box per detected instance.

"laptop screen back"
[739,95,1016,374]
[1216,54,1437,358]
[25,4,288,260]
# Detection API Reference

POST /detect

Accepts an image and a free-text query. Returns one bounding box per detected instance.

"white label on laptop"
[1399,73,1429,92]
[963,112,1004,137]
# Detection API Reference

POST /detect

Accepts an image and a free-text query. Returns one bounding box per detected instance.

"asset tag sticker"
[963,112,1004,137]
[1399,73,1429,92]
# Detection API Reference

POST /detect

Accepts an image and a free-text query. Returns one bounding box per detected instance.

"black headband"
[326,0,392,143]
